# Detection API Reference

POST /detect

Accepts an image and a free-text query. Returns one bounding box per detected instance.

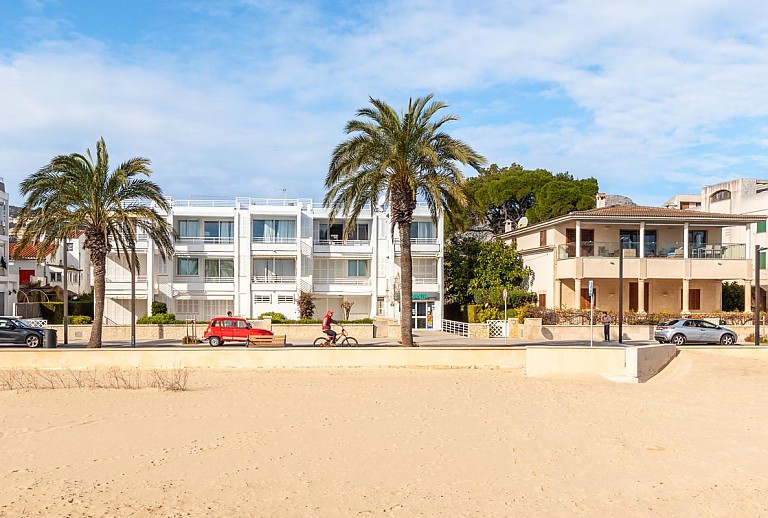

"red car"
[203,316,273,346]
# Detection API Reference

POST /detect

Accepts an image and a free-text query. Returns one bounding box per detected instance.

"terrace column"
[682,278,690,313]
[683,223,689,259]
[574,278,582,309]
[639,223,645,258]
[744,279,752,312]
[746,224,752,257]
[638,278,646,313]
[554,280,562,308]
[575,221,582,257]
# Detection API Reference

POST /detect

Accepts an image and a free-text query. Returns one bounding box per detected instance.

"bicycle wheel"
[341,337,358,347]
[313,337,329,347]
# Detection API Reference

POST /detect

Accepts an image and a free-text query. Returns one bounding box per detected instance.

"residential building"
[500,204,765,313]
[103,198,444,329]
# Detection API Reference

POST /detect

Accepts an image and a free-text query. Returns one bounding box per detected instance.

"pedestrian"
[602,311,611,341]
[226,310,233,317]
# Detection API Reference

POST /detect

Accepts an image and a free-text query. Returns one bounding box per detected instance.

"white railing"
[238,197,313,207]
[313,277,371,285]
[106,275,148,283]
[176,236,235,244]
[313,239,371,246]
[252,237,298,244]
[395,238,439,245]
[442,319,469,337]
[204,276,235,283]
[413,277,438,284]
[252,275,296,283]
[170,199,238,208]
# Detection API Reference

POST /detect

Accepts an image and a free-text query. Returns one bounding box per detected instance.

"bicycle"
[313,326,358,347]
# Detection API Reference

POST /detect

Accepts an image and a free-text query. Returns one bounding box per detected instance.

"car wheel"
[209,336,222,347]
[26,334,41,348]
[720,334,735,345]
[671,333,686,346]
[657,340,665,344]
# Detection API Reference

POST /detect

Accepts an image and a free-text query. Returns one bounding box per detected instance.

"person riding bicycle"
[322,310,340,345]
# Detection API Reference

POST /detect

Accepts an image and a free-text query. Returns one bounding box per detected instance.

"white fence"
[487,320,508,338]
[442,319,469,337]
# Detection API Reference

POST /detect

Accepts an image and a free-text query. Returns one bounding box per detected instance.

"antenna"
[274,188,287,199]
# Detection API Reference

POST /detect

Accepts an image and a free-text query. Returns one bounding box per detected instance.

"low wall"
[522,319,654,341]
[50,323,376,341]
[526,343,678,383]
[0,347,527,371]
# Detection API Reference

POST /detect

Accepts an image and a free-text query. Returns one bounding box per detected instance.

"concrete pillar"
[639,223,645,258]
[575,221,581,258]
[683,223,689,259]
[746,224,752,258]
[638,278,646,313]
[682,278,690,313]
[574,278,582,309]
[554,280,562,308]
[745,279,752,312]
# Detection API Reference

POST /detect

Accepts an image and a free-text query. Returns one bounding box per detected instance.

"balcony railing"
[313,277,371,285]
[313,239,371,246]
[106,275,148,283]
[557,241,747,260]
[252,275,296,283]
[204,276,235,283]
[413,276,438,284]
[252,237,298,244]
[394,238,439,245]
[176,236,235,244]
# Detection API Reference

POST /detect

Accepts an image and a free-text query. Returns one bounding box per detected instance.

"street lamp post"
[63,234,68,345]
[755,245,767,346]
[130,238,136,348]
[618,237,629,344]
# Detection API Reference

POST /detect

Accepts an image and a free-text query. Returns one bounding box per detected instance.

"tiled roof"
[10,242,55,259]
[568,205,755,220]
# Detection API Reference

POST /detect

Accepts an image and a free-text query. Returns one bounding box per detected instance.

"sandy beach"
[1,350,767,517]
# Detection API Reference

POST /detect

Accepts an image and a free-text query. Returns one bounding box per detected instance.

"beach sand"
[1,350,767,517]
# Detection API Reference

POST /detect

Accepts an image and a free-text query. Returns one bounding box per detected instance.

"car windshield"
[10,319,31,328]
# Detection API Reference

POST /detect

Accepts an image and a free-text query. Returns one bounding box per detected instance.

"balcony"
[313,239,372,255]
[252,275,297,284]
[313,276,372,294]
[394,238,440,256]
[557,242,746,260]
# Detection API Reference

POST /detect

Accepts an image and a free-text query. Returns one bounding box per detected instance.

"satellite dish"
[517,216,529,228]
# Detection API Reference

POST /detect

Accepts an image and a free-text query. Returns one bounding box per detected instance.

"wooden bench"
[247,334,286,347]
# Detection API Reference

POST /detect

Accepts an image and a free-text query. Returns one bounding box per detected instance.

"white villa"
[103,197,444,329]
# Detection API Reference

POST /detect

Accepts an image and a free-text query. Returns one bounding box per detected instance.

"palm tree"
[14,137,175,348]
[325,95,486,346]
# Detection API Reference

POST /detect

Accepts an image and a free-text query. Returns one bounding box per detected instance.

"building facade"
[104,198,444,328]
[501,205,765,313]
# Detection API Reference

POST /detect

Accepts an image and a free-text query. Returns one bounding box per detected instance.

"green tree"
[463,164,598,232]
[325,95,486,346]
[444,236,533,306]
[15,138,175,348]
[722,281,744,311]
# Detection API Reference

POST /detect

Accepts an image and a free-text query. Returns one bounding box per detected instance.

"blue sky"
[1,0,767,207]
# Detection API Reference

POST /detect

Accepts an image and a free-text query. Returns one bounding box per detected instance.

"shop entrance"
[412,301,435,329]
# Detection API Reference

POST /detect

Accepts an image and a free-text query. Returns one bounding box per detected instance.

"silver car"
[654,318,737,345]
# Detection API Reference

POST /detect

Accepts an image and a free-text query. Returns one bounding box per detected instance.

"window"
[348,260,369,277]
[253,294,271,303]
[158,259,168,276]
[253,258,296,280]
[710,190,731,202]
[689,230,706,251]
[204,259,234,279]
[538,294,546,308]
[66,242,74,251]
[539,230,547,247]
[567,228,594,256]
[178,220,199,238]
[411,221,435,241]
[176,257,199,276]
[377,297,386,316]
[277,295,294,303]
[758,221,767,234]
[412,258,437,282]
[761,251,766,270]
[319,222,369,241]
[253,219,296,242]
[204,220,234,242]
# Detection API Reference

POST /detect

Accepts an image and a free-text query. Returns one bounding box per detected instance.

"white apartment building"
[104,197,444,329]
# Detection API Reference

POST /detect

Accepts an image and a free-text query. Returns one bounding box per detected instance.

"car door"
[220,318,236,342]
[0,319,14,343]
[682,320,702,342]
[698,320,721,343]
[232,319,250,341]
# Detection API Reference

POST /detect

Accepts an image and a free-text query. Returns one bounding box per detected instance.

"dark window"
[539,230,547,247]
[538,294,546,308]
[710,190,731,202]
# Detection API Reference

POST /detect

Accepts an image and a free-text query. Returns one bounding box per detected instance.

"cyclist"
[321,310,339,346]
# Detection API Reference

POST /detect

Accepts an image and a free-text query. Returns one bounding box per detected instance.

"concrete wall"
[627,344,677,382]
[0,347,527,371]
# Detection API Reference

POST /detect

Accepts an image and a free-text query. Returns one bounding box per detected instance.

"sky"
[1,0,768,208]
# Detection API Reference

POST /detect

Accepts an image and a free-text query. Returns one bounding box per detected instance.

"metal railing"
[313,277,371,285]
[203,276,235,283]
[557,241,747,260]
[442,319,469,337]
[252,237,298,244]
[313,239,371,246]
[252,275,296,283]
[394,238,439,245]
[176,236,235,244]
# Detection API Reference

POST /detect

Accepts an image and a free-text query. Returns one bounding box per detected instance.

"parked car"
[0,317,45,348]
[654,318,737,345]
[203,316,273,346]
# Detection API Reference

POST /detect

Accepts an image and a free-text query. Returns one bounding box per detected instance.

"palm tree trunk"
[398,223,415,346]
[88,250,106,348]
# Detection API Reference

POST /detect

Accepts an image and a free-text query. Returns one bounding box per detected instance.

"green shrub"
[40,301,95,324]
[259,312,287,323]
[137,313,179,324]
[152,300,168,314]
[743,333,768,344]
[67,315,92,324]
